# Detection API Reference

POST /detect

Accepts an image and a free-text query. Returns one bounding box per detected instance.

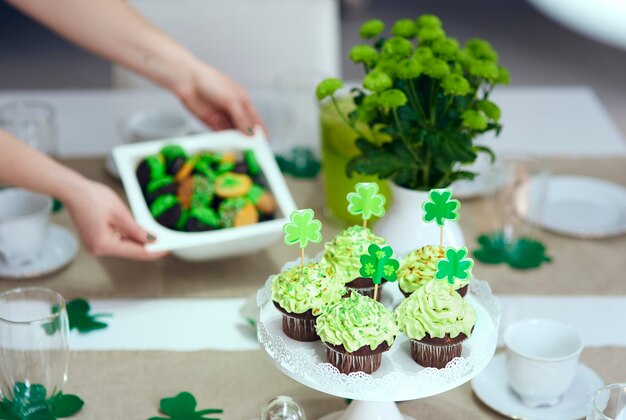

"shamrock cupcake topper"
[422,188,460,248]
[359,244,399,301]
[435,246,474,296]
[283,209,323,266]
[347,182,386,228]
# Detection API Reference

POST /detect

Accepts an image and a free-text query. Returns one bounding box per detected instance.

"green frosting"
[395,280,476,340]
[189,207,219,227]
[271,262,345,315]
[316,292,398,352]
[321,226,387,283]
[244,150,261,176]
[150,194,179,218]
[191,176,214,207]
[216,161,235,174]
[144,156,166,179]
[161,145,186,162]
[146,176,174,194]
[398,245,469,294]
[194,161,216,181]
[245,184,265,205]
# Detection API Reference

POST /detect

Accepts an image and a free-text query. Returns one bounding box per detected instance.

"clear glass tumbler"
[0,100,56,155]
[0,287,69,417]
[260,395,306,420]
[588,383,626,420]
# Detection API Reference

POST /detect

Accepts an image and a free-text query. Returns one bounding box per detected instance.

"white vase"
[374,182,465,255]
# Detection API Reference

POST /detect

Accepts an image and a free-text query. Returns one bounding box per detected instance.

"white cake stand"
[257,258,500,420]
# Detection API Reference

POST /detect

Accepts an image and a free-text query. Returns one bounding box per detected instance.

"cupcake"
[321,225,387,301]
[398,245,469,298]
[395,280,476,369]
[316,292,398,374]
[271,262,345,342]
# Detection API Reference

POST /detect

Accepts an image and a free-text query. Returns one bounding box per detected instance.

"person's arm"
[6,0,264,133]
[0,129,167,260]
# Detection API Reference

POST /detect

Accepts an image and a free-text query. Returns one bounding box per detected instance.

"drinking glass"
[588,383,626,420]
[0,287,70,417]
[320,94,390,226]
[0,100,56,155]
[260,395,306,420]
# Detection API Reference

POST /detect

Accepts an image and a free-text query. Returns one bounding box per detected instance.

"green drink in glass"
[320,96,390,226]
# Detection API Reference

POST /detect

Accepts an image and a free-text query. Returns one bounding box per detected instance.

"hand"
[175,61,266,134]
[65,180,168,260]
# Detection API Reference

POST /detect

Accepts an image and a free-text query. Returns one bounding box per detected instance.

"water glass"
[0,100,57,155]
[0,287,70,416]
[261,395,306,420]
[588,383,626,420]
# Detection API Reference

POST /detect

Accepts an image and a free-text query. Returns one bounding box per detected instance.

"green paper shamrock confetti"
[66,298,111,333]
[0,383,84,420]
[148,392,223,420]
[422,189,460,227]
[347,182,386,225]
[275,147,321,179]
[473,230,552,269]
[283,209,323,248]
[435,247,474,286]
[359,244,399,285]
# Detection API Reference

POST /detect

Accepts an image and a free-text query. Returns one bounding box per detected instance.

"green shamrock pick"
[148,392,222,420]
[422,188,460,247]
[0,383,84,419]
[283,209,323,266]
[359,244,399,301]
[435,247,474,296]
[347,182,387,228]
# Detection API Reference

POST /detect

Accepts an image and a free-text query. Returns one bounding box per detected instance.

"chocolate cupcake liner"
[281,313,319,342]
[324,343,383,374]
[410,338,465,369]
[345,278,385,302]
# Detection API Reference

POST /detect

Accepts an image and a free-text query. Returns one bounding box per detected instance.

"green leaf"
[151,392,223,420]
[422,189,460,226]
[283,209,323,248]
[435,247,474,286]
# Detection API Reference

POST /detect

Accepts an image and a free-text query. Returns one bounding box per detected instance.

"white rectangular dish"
[113,130,297,261]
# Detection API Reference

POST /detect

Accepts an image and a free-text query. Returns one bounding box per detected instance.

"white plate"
[525,175,626,238]
[113,130,297,261]
[0,224,79,279]
[471,354,604,420]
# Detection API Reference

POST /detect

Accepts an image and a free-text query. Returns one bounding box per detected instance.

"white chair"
[112,0,341,91]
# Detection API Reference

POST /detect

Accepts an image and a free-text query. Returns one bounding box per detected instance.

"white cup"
[0,189,52,266]
[119,110,189,143]
[504,318,583,407]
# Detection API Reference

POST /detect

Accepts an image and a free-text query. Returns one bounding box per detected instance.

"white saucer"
[0,224,79,279]
[525,175,626,238]
[471,354,604,420]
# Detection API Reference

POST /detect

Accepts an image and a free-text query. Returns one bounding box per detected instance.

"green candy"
[244,150,261,176]
[216,160,235,174]
[146,176,175,194]
[189,207,219,227]
[218,197,247,228]
[150,194,179,218]
[160,145,186,162]
[194,161,217,181]
[190,176,214,208]
[245,184,265,205]
[145,155,166,179]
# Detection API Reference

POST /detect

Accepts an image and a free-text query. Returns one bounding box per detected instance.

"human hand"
[174,61,266,134]
[65,180,167,260]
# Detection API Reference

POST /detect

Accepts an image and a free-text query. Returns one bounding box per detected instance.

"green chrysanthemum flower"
[413,46,434,62]
[391,19,417,38]
[363,70,393,92]
[417,25,445,42]
[441,74,471,96]
[395,58,422,79]
[432,37,459,59]
[383,37,414,57]
[376,89,408,110]
[360,19,385,39]
[415,14,442,29]
[362,93,379,108]
[375,57,398,78]
[349,44,379,66]
[476,100,501,121]
[469,60,499,81]
[422,57,450,79]
[495,66,511,84]
[315,78,343,101]
[462,110,488,130]
[466,38,499,62]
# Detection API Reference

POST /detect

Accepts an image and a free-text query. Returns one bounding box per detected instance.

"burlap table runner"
[64,347,625,419]
[3,157,624,298]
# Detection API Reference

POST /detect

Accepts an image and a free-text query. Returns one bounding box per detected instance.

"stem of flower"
[330,96,367,139]
[408,79,427,121]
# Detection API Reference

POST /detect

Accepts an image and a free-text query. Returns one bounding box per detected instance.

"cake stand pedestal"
[257,259,500,420]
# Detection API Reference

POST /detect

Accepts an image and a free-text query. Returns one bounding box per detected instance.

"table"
[1,87,625,419]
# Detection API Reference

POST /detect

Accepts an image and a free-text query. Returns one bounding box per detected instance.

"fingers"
[113,206,155,245]
[103,236,168,261]
[226,100,253,134]
[243,100,268,137]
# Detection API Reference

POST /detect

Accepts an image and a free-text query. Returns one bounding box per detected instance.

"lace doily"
[257,254,500,401]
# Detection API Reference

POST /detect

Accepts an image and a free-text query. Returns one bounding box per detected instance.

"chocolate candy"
[145,176,177,205]
[185,207,220,232]
[136,155,166,189]
[177,175,214,209]
[246,185,277,215]
[219,197,259,228]
[215,172,252,198]
[161,145,187,176]
[150,194,183,230]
